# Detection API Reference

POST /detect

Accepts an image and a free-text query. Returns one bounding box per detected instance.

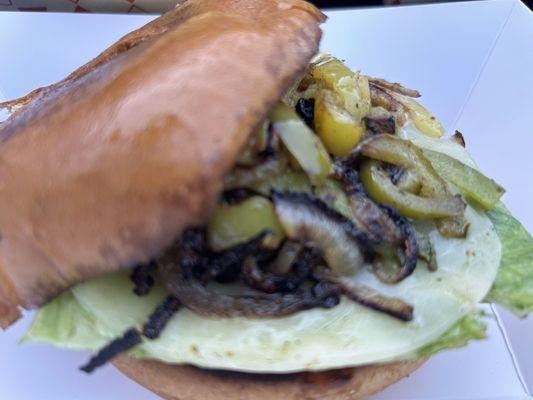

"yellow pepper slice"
[270,103,332,185]
[399,96,444,138]
[314,89,364,157]
[309,55,371,122]
[207,196,285,251]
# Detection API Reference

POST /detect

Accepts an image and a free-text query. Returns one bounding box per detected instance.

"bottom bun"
[114,356,427,400]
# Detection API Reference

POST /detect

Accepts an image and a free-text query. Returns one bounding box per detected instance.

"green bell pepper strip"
[360,160,466,219]
[422,149,505,210]
[358,134,468,237]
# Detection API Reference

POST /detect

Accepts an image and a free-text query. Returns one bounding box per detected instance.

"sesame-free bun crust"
[114,356,426,400]
[0,0,324,328]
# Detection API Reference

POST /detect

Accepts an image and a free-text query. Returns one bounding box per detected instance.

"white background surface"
[1,1,532,399]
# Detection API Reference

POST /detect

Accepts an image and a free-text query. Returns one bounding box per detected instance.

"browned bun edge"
[0,0,325,329]
[114,356,427,400]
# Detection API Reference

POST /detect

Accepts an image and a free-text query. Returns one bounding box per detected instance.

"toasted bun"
[0,0,324,328]
[114,357,426,400]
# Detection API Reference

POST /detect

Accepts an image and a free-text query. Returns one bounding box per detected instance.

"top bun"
[0,0,325,328]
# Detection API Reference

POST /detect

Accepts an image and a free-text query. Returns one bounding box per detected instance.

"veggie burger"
[1,0,531,399]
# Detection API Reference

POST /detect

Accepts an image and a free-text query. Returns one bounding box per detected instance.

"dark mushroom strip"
[80,328,142,373]
[242,257,299,293]
[143,295,181,340]
[272,191,372,276]
[158,257,339,318]
[130,263,155,296]
[368,77,421,98]
[176,228,210,280]
[291,246,323,281]
[176,228,268,282]
[202,230,269,281]
[244,245,320,293]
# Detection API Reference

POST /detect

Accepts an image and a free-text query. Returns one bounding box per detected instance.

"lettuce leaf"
[485,203,533,316]
[22,291,111,350]
[414,311,487,358]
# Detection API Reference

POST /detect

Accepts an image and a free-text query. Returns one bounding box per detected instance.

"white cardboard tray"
[0,1,532,399]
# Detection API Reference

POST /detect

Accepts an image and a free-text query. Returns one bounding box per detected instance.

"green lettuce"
[414,312,487,358]
[22,292,111,350]
[485,203,533,316]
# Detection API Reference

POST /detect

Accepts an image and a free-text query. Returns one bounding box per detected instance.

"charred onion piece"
[159,257,339,318]
[372,205,419,284]
[267,240,303,275]
[224,156,288,190]
[348,193,403,245]
[80,328,142,373]
[314,268,413,321]
[202,231,269,281]
[331,162,404,245]
[177,228,210,280]
[415,231,438,271]
[369,83,407,126]
[143,295,181,340]
[292,246,323,281]
[237,120,270,166]
[368,77,421,98]
[261,122,279,158]
[242,257,298,293]
[272,191,372,276]
[130,263,155,296]
[295,98,315,127]
[333,160,367,195]
[364,115,396,135]
[221,188,261,205]
[341,283,413,321]
[451,130,466,147]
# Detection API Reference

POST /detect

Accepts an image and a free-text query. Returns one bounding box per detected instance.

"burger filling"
[24,55,532,375]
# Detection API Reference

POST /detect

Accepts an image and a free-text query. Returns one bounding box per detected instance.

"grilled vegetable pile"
[26,55,532,375]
